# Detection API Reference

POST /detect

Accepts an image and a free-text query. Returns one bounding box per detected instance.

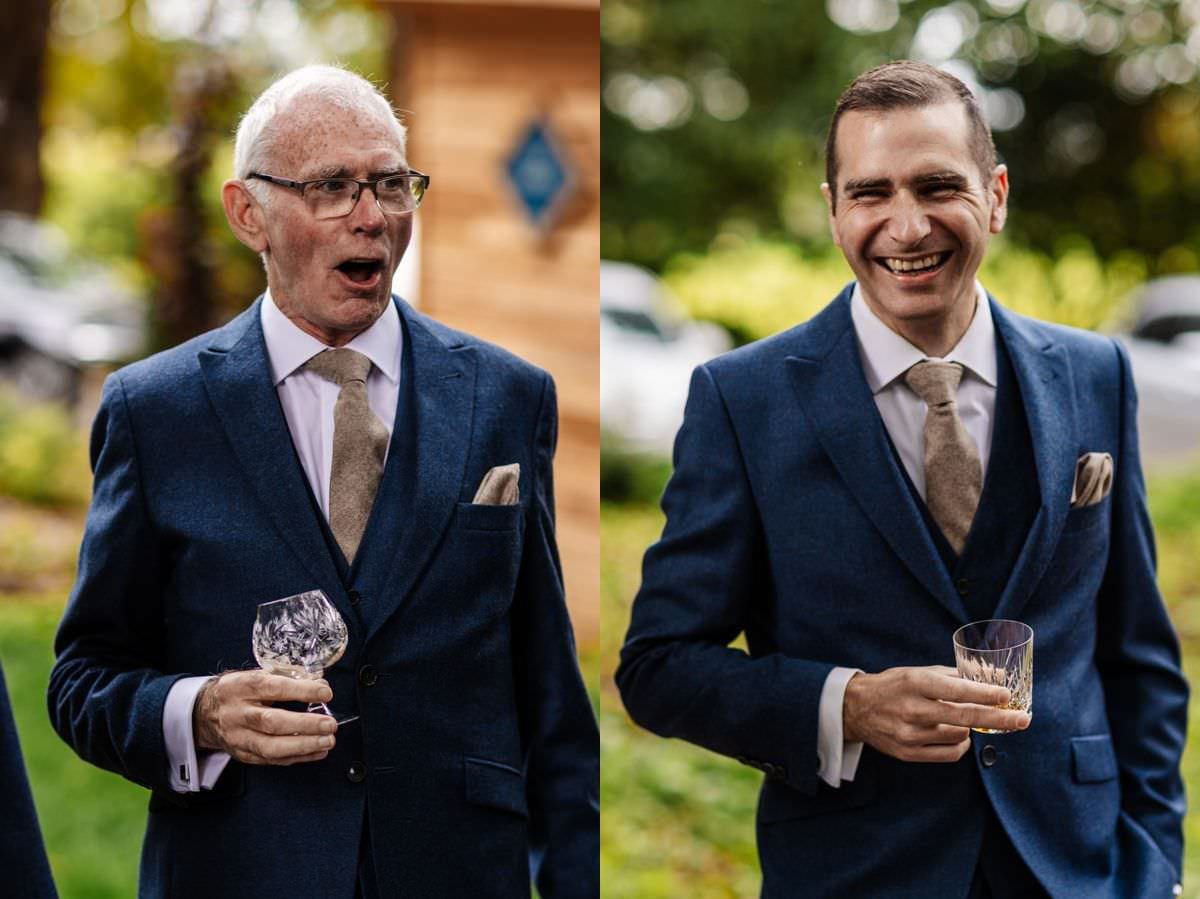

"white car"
[0,213,146,404]
[601,261,732,454]
[1118,276,1200,469]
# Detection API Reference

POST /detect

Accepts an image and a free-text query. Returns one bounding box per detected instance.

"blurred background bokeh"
[0,1,598,895]
[600,1,1200,896]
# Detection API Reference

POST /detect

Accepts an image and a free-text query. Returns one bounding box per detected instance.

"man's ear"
[222,180,269,253]
[820,182,842,248]
[988,164,1009,234]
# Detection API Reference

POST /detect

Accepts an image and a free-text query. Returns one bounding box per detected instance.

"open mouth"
[877,251,951,276]
[335,258,385,285]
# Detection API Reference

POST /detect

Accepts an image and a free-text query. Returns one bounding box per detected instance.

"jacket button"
[346,762,366,783]
[981,745,997,767]
[358,665,377,687]
[956,578,970,596]
[348,590,362,606]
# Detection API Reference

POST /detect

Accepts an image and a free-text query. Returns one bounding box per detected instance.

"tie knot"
[904,360,963,408]
[302,348,373,386]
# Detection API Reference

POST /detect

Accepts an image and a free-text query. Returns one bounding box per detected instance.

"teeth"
[884,254,942,273]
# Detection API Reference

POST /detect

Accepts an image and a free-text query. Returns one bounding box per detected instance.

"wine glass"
[252,589,358,725]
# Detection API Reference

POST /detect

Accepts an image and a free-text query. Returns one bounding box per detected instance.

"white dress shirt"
[815,282,998,788]
[163,290,402,792]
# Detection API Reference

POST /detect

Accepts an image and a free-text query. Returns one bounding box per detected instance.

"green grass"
[0,595,147,898]
[601,464,1200,898]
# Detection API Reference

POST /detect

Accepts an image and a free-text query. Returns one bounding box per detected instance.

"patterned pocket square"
[473,463,520,506]
[1070,452,1113,509]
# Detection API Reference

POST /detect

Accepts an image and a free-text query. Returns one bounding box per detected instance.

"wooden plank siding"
[382,1,599,644]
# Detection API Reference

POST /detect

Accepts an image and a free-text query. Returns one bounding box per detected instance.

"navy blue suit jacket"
[1,660,57,898]
[49,297,599,898]
[618,286,1187,897]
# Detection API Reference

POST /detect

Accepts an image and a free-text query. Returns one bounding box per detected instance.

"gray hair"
[233,65,407,203]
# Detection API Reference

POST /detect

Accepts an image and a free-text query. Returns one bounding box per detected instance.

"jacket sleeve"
[616,363,834,796]
[1,661,58,899]
[1095,338,1188,880]
[47,373,184,794]
[512,372,600,899]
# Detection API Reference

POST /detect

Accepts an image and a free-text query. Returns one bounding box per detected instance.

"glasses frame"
[246,170,430,218]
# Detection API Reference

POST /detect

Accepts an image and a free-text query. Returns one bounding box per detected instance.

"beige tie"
[302,348,389,564]
[904,361,982,556]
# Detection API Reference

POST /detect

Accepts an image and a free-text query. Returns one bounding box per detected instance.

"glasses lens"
[376,175,423,215]
[306,179,358,219]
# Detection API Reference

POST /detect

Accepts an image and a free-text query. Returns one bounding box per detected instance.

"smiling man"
[48,66,598,899]
[618,61,1186,897]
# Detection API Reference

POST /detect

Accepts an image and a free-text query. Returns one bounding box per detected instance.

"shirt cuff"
[816,666,864,788]
[164,676,232,793]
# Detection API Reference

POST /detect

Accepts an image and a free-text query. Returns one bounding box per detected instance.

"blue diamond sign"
[505,119,574,234]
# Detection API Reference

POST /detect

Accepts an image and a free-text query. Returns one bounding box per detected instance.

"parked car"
[601,260,732,454]
[1118,275,1200,468]
[0,213,146,404]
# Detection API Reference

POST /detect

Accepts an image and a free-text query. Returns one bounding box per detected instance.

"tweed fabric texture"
[303,348,388,563]
[904,360,982,555]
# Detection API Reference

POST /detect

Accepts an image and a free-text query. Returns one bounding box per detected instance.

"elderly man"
[618,62,1186,897]
[49,66,598,899]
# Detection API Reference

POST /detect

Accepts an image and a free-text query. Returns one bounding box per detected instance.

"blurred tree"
[601,0,1200,275]
[40,0,391,350]
[0,0,51,213]
[142,0,232,349]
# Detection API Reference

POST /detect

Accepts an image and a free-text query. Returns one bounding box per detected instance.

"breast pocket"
[453,501,522,532]
[1061,495,1110,535]
[430,502,525,625]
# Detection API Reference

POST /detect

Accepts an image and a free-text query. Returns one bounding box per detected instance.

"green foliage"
[0,392,89,507]
[600,432,673,505]
[658,235,1145,348]
[39,0,395,338]
[600,503,761,897]
[0,597,146,898]
[602,0,1200,272]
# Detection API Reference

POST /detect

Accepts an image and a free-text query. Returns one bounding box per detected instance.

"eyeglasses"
[246,171,430,219]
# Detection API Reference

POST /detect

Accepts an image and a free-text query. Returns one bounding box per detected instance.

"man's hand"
[193,670,337,765]
[843,665,1030,763]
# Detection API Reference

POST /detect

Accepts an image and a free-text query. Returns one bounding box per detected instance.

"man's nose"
[347,185,387,233]
[886,191,931,246]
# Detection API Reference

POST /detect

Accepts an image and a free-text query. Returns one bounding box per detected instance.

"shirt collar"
[260,288,401,386]
[849,281,997,395]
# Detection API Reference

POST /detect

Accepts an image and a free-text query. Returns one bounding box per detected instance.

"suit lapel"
[197,300,349,622]
[990,300,1076,622]
[785,291,966,621]
[365,302,477,642]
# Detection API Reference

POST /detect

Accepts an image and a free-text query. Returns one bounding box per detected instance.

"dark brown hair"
[824,61,996,209]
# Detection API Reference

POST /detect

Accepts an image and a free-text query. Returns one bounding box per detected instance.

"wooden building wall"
[383,1,599,643]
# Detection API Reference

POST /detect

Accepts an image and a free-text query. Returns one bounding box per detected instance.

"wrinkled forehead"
[265,97,407,179]
[834,103,976,184]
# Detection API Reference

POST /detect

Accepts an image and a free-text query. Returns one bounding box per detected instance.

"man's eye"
[314,180,353,195]
[925,183,959,196]
[851,190,884,200]
[377,176,408,194]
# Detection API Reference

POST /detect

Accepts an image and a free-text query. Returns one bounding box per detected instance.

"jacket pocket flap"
[464,757,528,817]
[1071,734,1118,783]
